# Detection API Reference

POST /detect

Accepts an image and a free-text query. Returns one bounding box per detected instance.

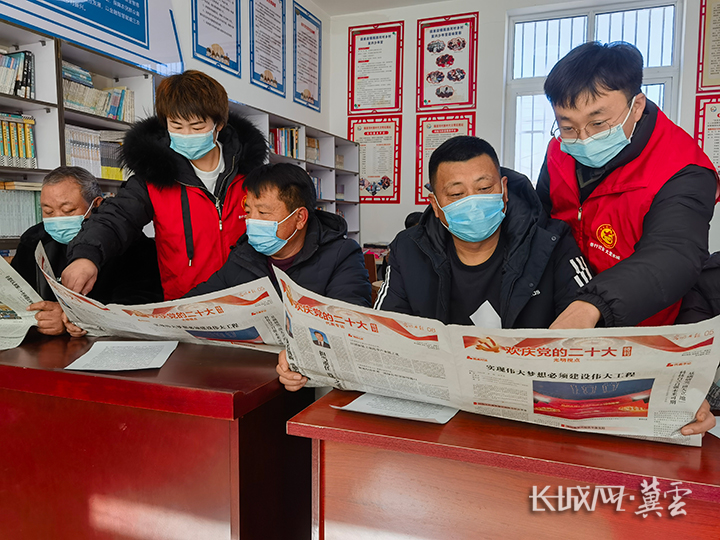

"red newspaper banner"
[349,115,402,204]
[348,21,404,115]
[697,0,720,92]
[695,94,720,174]
[416,112,475,205]
[416,12,478,112]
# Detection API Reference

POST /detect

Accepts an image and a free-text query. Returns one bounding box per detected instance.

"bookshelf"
[0,18,361,250]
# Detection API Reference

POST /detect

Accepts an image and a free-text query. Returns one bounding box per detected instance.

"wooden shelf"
[0,93,57,112]
[0,167,51,178]
[63,108,133,131]
[0,238,20,250]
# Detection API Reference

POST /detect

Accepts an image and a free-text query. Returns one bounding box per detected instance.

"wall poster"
[695,94,720,174]
[698,0,720,91]
[348,21,404,115]
[349,116,402,204]
[250,0,285,96]
[293,2,321,111]
[417,12,478,112]
[192,0,241,77]
[416,112,475,205]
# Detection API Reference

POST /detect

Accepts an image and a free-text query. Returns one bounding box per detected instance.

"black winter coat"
[676,252,720,324]
[186,211,372,307]
[536,102,717,326]
[375,169,587,327]
[12,222,163,304]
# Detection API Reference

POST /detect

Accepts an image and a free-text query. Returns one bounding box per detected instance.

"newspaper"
[34,243,286,353]
[0,256,43,350]
[275,269,720,446]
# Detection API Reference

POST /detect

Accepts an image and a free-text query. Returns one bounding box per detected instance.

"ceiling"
[312,0,443,16]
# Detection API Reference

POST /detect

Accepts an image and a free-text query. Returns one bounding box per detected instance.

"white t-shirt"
[190,141,225,194]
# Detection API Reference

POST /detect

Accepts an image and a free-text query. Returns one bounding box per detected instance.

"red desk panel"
[0,331,311,539]
[288,390,720,539]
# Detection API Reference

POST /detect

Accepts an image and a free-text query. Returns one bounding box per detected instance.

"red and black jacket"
[537,101,719,327]
[67,113,268,300]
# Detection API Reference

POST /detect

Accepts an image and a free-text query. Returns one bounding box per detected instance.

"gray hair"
[43,166,103,205]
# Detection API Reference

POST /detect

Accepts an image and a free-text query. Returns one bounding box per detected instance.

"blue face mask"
[439,185,506,243]
[560,97,636,169]
[43,206,91,244]
[246,208,299,256]
[169,124,217,161]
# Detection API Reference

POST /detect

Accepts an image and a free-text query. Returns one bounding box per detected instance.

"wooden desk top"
[288,390,720,503]
[0,330,283,420]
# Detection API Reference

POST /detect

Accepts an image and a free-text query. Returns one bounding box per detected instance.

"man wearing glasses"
[537,41,719,331]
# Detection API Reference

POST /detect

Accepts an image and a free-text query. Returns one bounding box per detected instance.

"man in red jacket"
[61,70,268,300]
[536,41,718,435]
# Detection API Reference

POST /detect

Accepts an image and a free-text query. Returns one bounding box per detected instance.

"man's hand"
[681,399,716,436]
[61,312,87,338]
[276,349,307,391]
[61,258,99,295]
[550,300,602,329]
[27,301,66,336]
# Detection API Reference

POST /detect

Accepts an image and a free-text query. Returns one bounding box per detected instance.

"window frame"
[503,0,683,182]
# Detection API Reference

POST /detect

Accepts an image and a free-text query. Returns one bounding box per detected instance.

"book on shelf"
[65,126,125,180]
[310,175,322,199]
[335,154,345,169]
[61,61,93,87]
[1,181,42,190]
[0,112,37,168]
[62,78,135,122]
[99,130,123,180]
[0,50,35,99]
[336,184,345,201]
[269,127,300,158]
[306,136,319,162]
[0,188,41,238]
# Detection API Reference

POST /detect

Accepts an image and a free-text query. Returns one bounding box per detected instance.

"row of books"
[269,127,300,158]
[0,113,37,169]
[0,50,34,99]
[0,189,41,238]
[63,79,135,122]
[306,136,320,163]
[65,126,123,180]
[61,61,93,88]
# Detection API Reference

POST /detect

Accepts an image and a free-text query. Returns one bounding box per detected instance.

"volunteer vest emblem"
[596,224,617,249]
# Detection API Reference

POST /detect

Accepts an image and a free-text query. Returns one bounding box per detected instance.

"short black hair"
[404,212,423,229]
[428,136,500,190]
[544,41,643,108]
[243,163,316,213]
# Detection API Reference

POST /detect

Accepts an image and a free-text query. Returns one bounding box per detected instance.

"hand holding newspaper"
[274,268,720,446]
[33,243,286,353]
[0,256,43,350]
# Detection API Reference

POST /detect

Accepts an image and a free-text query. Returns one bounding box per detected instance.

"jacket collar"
[119,112,268,190]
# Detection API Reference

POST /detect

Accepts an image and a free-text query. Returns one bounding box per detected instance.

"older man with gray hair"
[11,166,163,336]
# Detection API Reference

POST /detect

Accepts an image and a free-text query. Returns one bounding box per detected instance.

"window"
[505,2,681,183]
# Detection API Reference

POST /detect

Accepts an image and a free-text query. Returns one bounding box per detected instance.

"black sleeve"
[325,240,372,307]
[550,226,589,317]
[100,237,164,304]
[10,235,39,292]
[184,256,238,298]
[373,240,413,314]
[536,156,553,216]
[575,165,716,326]
[67,175,154,269]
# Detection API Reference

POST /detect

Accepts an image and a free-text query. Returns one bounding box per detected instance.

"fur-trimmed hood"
[120,112,268,189]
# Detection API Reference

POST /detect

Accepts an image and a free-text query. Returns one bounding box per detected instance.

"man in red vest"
[536,42,719,435]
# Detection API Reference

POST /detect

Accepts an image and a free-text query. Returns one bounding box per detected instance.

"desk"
[0,331,312,540]
[288,390,720,539]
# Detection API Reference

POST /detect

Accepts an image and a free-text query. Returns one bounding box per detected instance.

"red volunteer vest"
[547,109,718,326]
[147,175,247,300]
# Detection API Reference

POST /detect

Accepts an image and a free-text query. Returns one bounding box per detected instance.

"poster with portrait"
[698,0,720,91]
[250,0,286,96]
[348,21,404,115]
[416,112,475,205]
[349,116,402,204]
[192,0,241,77]
[695,94,720,173]
[417,12,477,112]
[293,2,321,111]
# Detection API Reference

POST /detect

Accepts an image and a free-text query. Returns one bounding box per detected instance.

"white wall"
[171,0,333,132]
[329,0,717,248]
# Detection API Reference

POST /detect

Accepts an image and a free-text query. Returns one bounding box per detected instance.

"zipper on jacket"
[577,206,582,221]
[216,199,223,231]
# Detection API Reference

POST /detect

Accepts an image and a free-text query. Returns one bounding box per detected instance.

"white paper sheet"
[709,417,720,439]
[333,393,459,424]
[65,341,178,371]
[0,256,43,350]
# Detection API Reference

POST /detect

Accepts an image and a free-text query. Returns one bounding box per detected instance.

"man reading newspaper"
[277,136,715,438]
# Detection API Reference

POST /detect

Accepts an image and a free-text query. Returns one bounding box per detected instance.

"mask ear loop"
[276,207,301,243]
[622,95,638,141]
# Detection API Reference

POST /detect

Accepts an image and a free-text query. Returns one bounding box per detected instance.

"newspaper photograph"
[34,243,286,353]
[275,269,720,446]
[0,256,43,350]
